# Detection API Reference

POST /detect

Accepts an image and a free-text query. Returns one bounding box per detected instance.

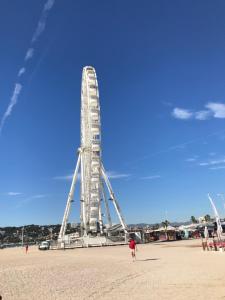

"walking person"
[25,244,29,254]
[129,237,137,262]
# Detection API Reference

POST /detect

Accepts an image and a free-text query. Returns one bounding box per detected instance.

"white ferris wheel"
[58,66,127,243]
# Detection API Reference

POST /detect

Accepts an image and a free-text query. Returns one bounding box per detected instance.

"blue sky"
[1,0,225,226]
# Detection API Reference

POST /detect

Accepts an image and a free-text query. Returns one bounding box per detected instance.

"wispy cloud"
[44,0,55,10]
[7,192,22,196]
[186,157,198,162]
[140,175,161,180]
[24,48,34,61]
[31,194,47,199]
[209,152,216,156]
[53,171,130,181]
[125,128,225,168]
[162,101,173,107]
[0,0,55,134]
[205,102,225,119]
[53,174,74,181]
[32,0,55,43]
[172,108,193,120]
[0,83,22,133]
[172,102,225,121]
[106,171,130,179]
[210,165,225,170]
[195,110,211,120]
[199,158,225,167]
[18,67,26,77]
[199,162,209,166]
[16,194,47,208]
[198,156,225,171]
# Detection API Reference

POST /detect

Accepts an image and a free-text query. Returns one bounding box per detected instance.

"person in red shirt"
[129,238,137,261]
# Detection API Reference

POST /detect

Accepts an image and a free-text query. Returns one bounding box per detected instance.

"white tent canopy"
[154,225,176,232]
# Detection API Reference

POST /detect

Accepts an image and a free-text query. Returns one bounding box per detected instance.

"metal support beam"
[101,179,112,228]
[80,150,87,236]
[208,194,223,241]
[98,200,103,235]
[58,152,81,241]
[101,164,127,233]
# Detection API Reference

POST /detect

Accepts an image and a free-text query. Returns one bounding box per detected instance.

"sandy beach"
[0,239,225,300]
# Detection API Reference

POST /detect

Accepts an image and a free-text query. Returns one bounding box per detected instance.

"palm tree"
[204,214,211,222]
[161,220,170,240]
[190,216,198,224]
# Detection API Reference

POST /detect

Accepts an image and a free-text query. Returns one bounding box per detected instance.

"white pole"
[98,200,103,235]
[208,194,223,241]
[101,165,127,233]
[58,152,81,241]
[101,180,112,227]
[80,151,87,235]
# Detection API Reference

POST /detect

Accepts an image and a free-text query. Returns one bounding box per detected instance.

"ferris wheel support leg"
[101,180,112,228]
[208,194,223,241]
[98,201,103,235]
[101,165,127,233]
[80,151,87,236]
[58,152,81,243]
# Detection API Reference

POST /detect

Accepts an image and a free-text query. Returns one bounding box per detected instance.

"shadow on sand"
[137,258,159,262]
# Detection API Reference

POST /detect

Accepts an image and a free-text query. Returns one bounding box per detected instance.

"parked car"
[38,241,50,250]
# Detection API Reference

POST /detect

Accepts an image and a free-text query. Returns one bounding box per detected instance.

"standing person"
[129,237,137,261]
[25,244,29,254]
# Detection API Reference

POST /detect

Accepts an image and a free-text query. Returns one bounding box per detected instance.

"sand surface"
[0,239,225,299]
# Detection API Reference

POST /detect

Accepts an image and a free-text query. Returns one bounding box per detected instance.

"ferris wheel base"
[57,233,129,249]
[57,149,128,243]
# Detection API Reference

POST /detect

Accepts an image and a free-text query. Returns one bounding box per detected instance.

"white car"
[38,241,50,250]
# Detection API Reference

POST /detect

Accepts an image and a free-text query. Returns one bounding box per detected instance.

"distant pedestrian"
[129,238,137,261]
[25,244,29,254]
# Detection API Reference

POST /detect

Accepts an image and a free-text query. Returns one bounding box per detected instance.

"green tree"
[204,214,211,222]
[161,220,170,240]
[190,216,198,224]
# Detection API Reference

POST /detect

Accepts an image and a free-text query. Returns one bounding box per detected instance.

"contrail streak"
[0,83,22,133]
[32,0,55,43]
[0,0,55,135]
[18,67,26,77]
[24,48,34,61]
